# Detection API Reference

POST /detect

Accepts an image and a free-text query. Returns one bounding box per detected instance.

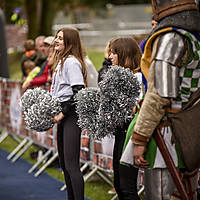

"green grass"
[8,51,23,80]
[3,49,115,200]
[87,49,104,71]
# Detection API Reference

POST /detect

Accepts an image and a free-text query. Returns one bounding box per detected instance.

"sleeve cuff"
[131,131,149,145]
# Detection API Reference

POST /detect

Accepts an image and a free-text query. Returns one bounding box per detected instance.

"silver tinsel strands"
[97,66,140,137]
[75,65,141,139]
[20,87,62,131]
[75,87,100,139]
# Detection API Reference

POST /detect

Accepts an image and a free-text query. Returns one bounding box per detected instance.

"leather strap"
[157,119,172,129]
[166,108,180,113]
[132,131,149,145]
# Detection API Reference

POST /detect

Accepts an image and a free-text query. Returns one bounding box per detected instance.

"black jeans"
[113,132,140,200]
[57,107,84,200]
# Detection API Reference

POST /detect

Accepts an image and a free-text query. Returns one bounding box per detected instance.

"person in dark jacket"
[98,40,112,83]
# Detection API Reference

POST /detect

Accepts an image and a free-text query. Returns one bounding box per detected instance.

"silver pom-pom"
[75,87,100,138]
[76,66,141,139]
[20,88,62,131]
[98,66,140,135]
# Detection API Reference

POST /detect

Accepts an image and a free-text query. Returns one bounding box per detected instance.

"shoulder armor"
[154,32,186,65]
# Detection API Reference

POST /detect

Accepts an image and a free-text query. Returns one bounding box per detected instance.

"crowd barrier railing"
[0,78,58,175]
[0,77,144,199]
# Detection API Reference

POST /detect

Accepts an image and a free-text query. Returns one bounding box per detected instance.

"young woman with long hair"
[107,37,142,200]
[50,27,87,200]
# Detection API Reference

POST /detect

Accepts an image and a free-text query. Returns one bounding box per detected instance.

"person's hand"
[133,144,149,168]
[52,112,64,124]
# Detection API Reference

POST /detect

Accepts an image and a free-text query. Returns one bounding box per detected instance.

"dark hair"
[108,37,142,73]
[55,27,87,86]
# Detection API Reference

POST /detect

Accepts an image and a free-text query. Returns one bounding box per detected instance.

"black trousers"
[113,133,140,200]
[57,107,84,200]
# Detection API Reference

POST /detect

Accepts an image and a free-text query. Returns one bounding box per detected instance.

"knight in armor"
[131,0,200,199]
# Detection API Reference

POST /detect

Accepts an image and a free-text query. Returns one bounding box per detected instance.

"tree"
[25,0,58,38]
[25,0,38,39]
[39,0,57,36]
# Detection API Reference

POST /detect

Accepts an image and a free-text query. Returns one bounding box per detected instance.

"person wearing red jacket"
[22,46,55,92]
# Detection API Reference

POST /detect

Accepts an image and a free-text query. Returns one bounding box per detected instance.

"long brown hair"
[108,37,142,73]
[54,27,87,86]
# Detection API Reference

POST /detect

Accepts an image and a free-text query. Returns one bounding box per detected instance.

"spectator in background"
[151,17,158,30]
[139,17,158,93]
[21,39,39,80]
[22,60,40,91]
[35,36,46,55]
[22,45,55,92]
[30,36,55,86]
[25,36,55,160]
[139,16,158,53]
[35,36,47,67]
[44,36,55,56]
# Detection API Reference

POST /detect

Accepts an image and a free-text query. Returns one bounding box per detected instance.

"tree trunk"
[39,0,57,36]
[0,0,5,12]
[25,0,38,39]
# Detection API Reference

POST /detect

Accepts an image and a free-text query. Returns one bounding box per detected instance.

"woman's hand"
[52,112,64,123]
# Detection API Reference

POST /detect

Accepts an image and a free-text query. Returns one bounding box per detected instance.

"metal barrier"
[0,78,57,176]
[0,77,144,199]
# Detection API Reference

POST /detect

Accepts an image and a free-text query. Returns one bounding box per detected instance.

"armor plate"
[144,168,174,200]
[153,32,185,98]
